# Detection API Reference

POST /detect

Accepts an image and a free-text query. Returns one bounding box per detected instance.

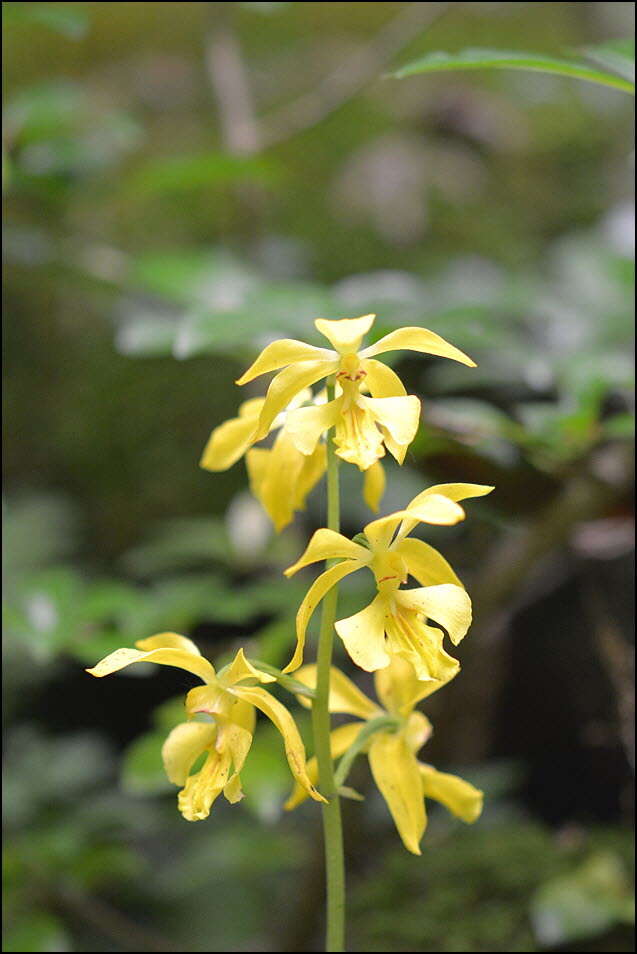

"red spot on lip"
[336,369,367,381]
[377,574,398,583]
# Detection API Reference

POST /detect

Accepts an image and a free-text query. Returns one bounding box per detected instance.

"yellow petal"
[374,655,455,717]
[245,432,302,532]
[360,326,476,367]
[419,764,484,823]
[178,748,230,821]
[230,697,257,734]
[221,647,276,687]
[363,512,403,551]
[286,386,315,411]
[246,421,326,532]
[199,398,265,472]
[283,559,363,673]
[285,528,370,577]
[363,497,464,554]
[293,665,380,718]
[381,428,409,465]
[335,593,391,672]
[404,711,433,754]
[293,442,327,511]
[314,314,375,353]
[223,773,245,804]
[397,584,472,646]
[368,731,426,854]
[398,483,494,539]
[406,482,494,514]
[363,460,386,512]
[217,719,254,775]
[333,400,386,471]
[86,645,216,684]
[361,395,421,451]
[254,359,338,442]
[285,721,366,809]
[135,632,203,656]
[362,358,407,397]
[394,537,463,588]
[232,684,326,802]
[385,609,461,683]
[162,721,216,786]
[186,683,234,718]
[238,396,269,416]
[409,494,466,525]
[236,339,333,385]
[175,712,256,817]
[285,398,341,455]
[245,447,272,514]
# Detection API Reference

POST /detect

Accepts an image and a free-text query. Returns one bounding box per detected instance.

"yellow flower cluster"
[200,314,474,529]
[87,315,490,855]
[86,635,324,819]
[286,657,483,855]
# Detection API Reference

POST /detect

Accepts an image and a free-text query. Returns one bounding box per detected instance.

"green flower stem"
[333,715,400,790]
[313,381,345,953]
[250,660,317,699]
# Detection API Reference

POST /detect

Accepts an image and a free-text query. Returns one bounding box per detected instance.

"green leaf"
[127,249,260,305]
[392,46,635,94]
[2,494,78,579]
[129,152,278,196]
[3,3,89,39]
[118,248,336,359]
[580,39,635,84]
[3,913,72,952]
[531,851,635,946]
[121,517,234,575]
[5,82,84,143]
[602,412,636,440]
[121,730,174,796]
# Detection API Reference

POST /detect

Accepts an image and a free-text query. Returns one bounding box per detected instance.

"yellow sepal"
[361,326,476,367]
[369,731,426,855]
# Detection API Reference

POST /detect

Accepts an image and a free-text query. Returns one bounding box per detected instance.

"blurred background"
[3,2,635,951]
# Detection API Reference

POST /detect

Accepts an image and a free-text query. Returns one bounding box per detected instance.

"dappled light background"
[3,2,635,952]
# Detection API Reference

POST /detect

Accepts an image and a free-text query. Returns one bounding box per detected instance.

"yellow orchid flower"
[285,657,483,855]
[283,482,494,678]
[86,633,325,820]
[200,387,386,529]
[236,314,475,472]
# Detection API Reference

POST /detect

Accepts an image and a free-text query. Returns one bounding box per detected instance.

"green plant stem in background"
[312,381,345,953]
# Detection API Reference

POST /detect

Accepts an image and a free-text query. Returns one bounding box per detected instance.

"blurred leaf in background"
[392,40,635,92]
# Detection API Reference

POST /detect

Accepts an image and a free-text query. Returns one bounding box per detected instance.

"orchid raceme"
[200,387,386,529]
[86,634,324,820]
[85,302,492,954]
[235,314,476,472]
[285,657,483,855]
[283,482,494,679]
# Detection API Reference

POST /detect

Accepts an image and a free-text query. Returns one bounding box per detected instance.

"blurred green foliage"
[352,822,634,952]
[392,39,635,92]
[3,2,634,952]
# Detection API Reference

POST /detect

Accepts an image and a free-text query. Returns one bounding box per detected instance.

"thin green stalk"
[333,715,399,790]
[312,381,345,952]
